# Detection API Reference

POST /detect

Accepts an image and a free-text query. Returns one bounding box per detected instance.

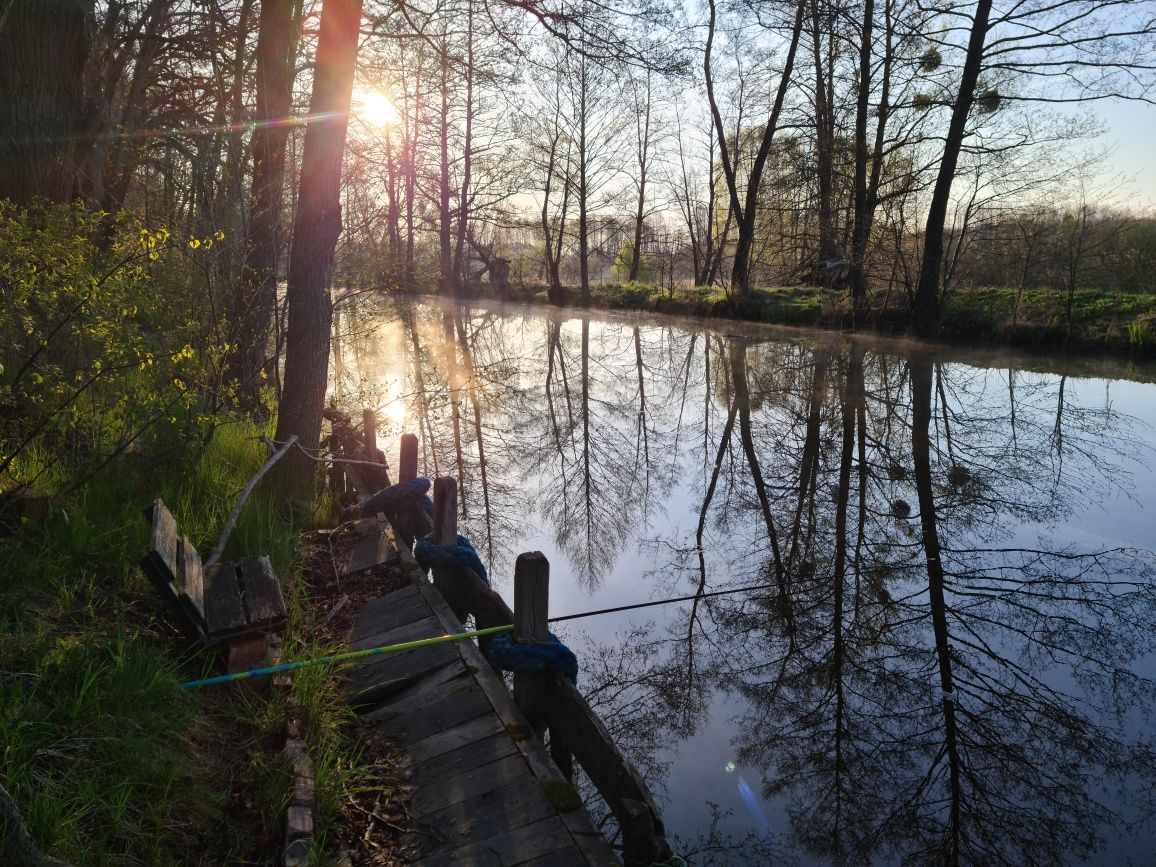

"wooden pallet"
[139,499,287,649]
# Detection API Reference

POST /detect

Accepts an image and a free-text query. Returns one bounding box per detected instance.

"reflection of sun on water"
[383,381,406,433]
[359,90,401,127]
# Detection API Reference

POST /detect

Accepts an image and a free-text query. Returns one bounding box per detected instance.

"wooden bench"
[139,498,288,670]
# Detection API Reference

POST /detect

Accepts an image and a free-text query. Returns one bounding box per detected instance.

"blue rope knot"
[486,631,578,683]
[413,532,489,585]
[357,477,434,517]
[412,530,579,682]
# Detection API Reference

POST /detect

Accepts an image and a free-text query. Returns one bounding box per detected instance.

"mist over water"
[334,296,1156,865]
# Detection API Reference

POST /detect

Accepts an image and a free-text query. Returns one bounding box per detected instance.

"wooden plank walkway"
[346,575,619,866]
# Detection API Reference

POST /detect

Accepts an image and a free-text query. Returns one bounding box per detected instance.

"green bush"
[0,200,229,502]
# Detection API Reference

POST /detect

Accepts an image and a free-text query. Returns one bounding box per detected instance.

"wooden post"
[431,476,470,621]
[329,443,346,494]
[391,433,422,543]
[362,409,377,457]
[399,433,418,483]
[513,552,550,739]
[433,476,457,544]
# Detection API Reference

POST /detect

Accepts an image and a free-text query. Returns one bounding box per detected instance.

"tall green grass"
[0,418,349,864]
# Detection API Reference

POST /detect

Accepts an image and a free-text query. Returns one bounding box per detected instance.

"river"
[332,296,1156,866]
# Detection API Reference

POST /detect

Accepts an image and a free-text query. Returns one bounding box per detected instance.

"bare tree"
[704,0,806,299]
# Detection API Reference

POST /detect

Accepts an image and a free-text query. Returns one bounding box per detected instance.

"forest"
[2,0,1156,864]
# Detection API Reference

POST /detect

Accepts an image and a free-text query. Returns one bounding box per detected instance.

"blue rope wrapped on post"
[354,476,434,517]
[414,532,489,584]
[412,531,578,681]
[486,631,578,682]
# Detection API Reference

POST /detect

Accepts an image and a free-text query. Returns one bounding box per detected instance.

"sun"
[360,90,401,127]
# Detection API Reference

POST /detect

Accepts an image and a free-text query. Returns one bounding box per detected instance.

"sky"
[1098,100,1156,206]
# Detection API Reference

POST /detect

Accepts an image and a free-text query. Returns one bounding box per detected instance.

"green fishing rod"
[180,624,514,690]
[180,579,782,690]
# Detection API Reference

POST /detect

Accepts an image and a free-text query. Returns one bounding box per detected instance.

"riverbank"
[451,281,1156,360]
[0,422,404,864]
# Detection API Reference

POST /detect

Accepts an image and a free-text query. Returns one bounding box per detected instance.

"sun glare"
[361,90,401,127]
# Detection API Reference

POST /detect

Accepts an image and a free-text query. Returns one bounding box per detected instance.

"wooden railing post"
[399,433,418,483]
[362,408,377,458]
[431,476,470,622]
[390,433,422,544]
[512,552,574,779]
[433,476,456,545]
[513,552,549,738]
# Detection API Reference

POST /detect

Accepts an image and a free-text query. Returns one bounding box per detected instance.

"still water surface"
[334,297,1156,865]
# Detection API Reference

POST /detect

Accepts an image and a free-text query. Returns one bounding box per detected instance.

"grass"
[457,279,1156,359]
[0,418,363,865]
[942,285,1156,354]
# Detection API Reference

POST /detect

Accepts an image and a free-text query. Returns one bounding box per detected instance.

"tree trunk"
[453,0,475,294]
[848,0,877,317]
[910,355,963,859]
[627,71,651,283]
[233,0,298,403]
[438,43,453,293]
[809,0,838,273]
[0,0,93,204]
[911,0,994,338]
[706,0,805,299]
[273,0,364,493]
[577,60,591,305]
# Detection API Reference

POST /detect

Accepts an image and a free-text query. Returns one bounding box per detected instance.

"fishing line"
[179,582,778,689]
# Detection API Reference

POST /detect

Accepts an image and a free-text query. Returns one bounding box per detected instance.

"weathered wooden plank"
[138,500,202,639]
[342,460,373,496]
[369,683,492,742]
[178,535,206,627]
[238,555,287,630]
[348,588,430,642]
[410,778,559,857]
[373,663,472,712]
[416,581,619,866]
[348,613,443,652]
[411,752,532,816]
[406,713,507,765]
[345,642,460,693]
[418,815,585,867]
[372,670,485,726]
[202,561,248,639]
[351,590,434,630]
[345,530,386,573]
[412,731,519,783]
[357,582,421,613]
[147,499,180,582]
[348,657,461,710]
[548,677,670,864]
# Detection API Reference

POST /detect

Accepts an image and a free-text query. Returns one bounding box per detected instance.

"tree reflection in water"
[340,297,1156,865]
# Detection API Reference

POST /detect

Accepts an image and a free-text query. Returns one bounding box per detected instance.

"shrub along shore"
[451,280,1156,360]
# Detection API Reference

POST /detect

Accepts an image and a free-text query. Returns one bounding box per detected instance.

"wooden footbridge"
[330,418,674,867]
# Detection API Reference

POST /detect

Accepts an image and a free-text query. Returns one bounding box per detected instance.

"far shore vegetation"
[443,278,1156,359]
